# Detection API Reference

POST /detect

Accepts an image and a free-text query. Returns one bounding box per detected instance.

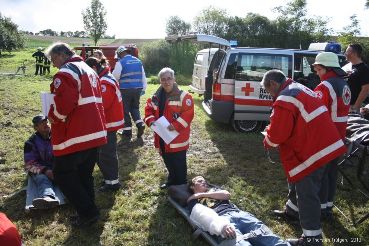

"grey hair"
[45,42,75,58]
[260,69,286,88]
[158,67,175,79]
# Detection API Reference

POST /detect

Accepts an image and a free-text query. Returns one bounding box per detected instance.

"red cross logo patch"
[342,85,351,106]
[241,83,254,96]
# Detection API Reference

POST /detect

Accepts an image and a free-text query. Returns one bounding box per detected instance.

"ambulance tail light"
[213,82,221,100]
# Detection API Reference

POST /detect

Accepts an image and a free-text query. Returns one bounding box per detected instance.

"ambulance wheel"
[231,119,263,133]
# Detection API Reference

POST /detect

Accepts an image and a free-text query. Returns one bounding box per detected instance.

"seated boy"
[187,176,290,246]
[24,114,59,209]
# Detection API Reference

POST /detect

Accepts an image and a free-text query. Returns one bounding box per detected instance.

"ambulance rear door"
[232,51,292,131]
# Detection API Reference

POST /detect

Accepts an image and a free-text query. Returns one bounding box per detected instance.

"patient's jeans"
[31,173,56,198]
[220,210,289,246]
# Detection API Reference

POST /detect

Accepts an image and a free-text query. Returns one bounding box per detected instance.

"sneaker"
[32,196,59,209]
[99,183,121,192]
[137,125,145,138]
[70,213,99,227]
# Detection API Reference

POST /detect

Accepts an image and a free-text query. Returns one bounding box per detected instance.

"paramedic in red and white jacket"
[144,67,194,189]
[46,42,106,227]
[313,52,351,219]
[86,57,124,192]
[262,70,346,245]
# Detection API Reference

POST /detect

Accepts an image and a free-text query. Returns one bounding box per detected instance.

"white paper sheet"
[151,116,179,144]
[40,92,54,116]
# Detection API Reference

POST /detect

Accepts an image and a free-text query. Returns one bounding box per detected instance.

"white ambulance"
[166,34,346,133]
[190,48,218,95]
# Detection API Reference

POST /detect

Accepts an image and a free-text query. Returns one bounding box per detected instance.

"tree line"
[21,29,115,39]
[140,0,369,76]
[166,0,365,50]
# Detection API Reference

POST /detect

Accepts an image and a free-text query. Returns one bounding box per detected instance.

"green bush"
[175,73,192,85]
[141,40,198,78]
[147,75,159,84]
[141,40,171,75]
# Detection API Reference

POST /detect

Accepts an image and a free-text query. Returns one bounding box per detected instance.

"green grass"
[0,49,368,246]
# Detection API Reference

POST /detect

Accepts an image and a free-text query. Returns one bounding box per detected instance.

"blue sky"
[1,0,369,38]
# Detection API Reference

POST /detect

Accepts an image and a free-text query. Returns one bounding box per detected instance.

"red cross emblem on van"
[242,83,254,96]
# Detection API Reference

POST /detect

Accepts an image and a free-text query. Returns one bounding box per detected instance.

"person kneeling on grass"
[187,176,290,246]
[24,114,59,209]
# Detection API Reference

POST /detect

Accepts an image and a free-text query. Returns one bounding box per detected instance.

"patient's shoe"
[272,208,299,221]
[32,196,59,209]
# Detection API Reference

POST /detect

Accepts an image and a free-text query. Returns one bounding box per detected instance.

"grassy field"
[0,45,368,245]
[23,34,159,48]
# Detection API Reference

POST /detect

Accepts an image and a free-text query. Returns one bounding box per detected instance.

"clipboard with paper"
[151,116,179,144]
[40,92,55,116]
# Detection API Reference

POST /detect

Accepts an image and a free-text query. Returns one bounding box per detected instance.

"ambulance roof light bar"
[308,42,342,54]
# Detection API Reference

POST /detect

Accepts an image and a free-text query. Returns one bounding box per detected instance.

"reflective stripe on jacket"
[144,84,194,153]
[99,67,124,131]
[314,73,351,139]
[48,55,107,156]
[264,80,346,182]
[118,55,144,89]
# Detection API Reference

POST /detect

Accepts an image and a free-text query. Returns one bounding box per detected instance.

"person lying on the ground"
[187,176,290,246]
[24,114,59,209]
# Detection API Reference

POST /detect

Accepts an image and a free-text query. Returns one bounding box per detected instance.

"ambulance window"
[293,54,320,90]
[224,53,237,79]
[236,53,290,81]
[195,54,204,65]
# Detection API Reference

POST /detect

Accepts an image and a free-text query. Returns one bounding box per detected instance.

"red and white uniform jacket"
[144,85,194,153]
[99,67,124,132]
[314,71,351,139]
[264,79,346,183]
[48,55,107,156]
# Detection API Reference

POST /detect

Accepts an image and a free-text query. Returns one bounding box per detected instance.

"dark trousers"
[162,150,187,185]
[319,157,339,210]
[295,166,325,238]
[53,148,99,218]
[98,131,119,183]
[120,88,143,137]
[43,66,50,75]
[35,64,43,75]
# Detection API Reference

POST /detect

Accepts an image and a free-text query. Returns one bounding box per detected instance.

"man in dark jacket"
[32,47,44,75]
[24,114,59,209]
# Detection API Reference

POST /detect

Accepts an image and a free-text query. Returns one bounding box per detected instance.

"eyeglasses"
[160,77,173,82]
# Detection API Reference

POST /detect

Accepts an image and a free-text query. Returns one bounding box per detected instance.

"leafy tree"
[272,0,330,49]
[343,15,360,36]
[0,12,24,55]
[166,16,191,36]
[193,6,229,37]
[226,14,274,47]
[366,0,369,8]
[40,29,58,36]
[338,14,369,63]
[82,0,107,45]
